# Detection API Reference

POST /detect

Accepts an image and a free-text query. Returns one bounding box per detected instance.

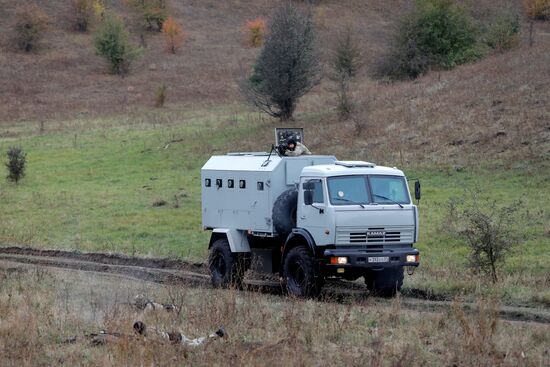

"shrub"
[71,0,94,32]
[483,12,520,52]
[94,14,141,75]
[155,84,166,107]
[12,5,50,52]
[162,16,184,54]
[92,0,106,21]
[330,27,362,119]
[125,0,168,31]
[524,0,550,20]
[331,27,362,79]
[5,147,27,184]
[143,7,167,32]
[446,191,524,283]
[375,0,480,80]
[241,3,321,121]
[245,18,266,47]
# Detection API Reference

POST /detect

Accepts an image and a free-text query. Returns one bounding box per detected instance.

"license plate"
[368,256,389,263]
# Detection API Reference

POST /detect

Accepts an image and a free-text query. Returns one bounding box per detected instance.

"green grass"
[0,108,548,306]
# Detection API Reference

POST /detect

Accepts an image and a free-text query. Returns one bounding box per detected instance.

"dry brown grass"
[1,265,549,366]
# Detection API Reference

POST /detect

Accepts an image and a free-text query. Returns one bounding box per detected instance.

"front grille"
[336,226,414,245]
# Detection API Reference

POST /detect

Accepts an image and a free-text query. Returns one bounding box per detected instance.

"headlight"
[330,257,348,265]
[406,255,418,263]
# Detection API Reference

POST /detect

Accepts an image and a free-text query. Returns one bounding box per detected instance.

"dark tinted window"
[228,179,234,188]
[205,178,211,187]
[239,180,246,189]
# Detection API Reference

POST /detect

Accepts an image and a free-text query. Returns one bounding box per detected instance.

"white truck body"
[201,152,420,296]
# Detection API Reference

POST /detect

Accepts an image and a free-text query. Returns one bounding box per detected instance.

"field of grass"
[1,265,548,366]
[1,108,548,307]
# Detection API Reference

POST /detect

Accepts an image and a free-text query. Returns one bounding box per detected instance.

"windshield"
[327,176,369,205]
[369,176,410,204]
[327,175,410,206]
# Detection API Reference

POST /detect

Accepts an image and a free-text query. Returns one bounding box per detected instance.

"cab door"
[297,178,335,246]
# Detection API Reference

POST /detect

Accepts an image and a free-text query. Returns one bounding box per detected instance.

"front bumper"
[321,247,419,275]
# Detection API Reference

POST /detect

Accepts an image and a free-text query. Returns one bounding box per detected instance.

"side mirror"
[304,190,313,205]
[303,181,315,190]
[414,180,421,201]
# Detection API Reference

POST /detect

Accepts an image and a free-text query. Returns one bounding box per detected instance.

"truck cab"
[201,154,420,297]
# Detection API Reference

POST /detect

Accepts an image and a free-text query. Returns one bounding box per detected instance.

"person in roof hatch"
[283,138,311,156]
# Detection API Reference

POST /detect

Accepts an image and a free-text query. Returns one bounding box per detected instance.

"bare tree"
[241,3,321,121]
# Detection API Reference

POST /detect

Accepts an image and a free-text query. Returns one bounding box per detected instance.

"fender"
[279,228,316,276]
[209,228,250,253]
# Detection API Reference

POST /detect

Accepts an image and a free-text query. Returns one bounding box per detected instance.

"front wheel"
[208,238,245,289]
[364,268,404,297]
[283,246,321,298]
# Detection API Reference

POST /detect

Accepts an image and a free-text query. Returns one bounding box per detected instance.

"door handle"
[300,216,306,219]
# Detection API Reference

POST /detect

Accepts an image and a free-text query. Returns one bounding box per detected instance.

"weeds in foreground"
[0,268,548,366]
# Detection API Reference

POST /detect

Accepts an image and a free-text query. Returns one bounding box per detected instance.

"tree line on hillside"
[6,0,550,121]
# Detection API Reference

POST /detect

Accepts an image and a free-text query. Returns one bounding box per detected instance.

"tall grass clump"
[375,0,480,80]
[162,16,184,54]
[244,18,266,47]
[155,84,166,107]
[5,147,27,184]
[11,5,50,52]
[95,13,141,75]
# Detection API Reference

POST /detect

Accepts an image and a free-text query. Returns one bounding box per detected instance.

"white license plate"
[368,256,389,263]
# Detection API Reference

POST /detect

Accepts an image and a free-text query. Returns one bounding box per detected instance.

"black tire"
[208,239,245,289]
[272,189,298,238]
[283,246,320,298]
[364,268,404,297]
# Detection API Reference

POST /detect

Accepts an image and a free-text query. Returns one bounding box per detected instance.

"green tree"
[95,13,141,76]
[241,3,321,121]
[376,0,480,79]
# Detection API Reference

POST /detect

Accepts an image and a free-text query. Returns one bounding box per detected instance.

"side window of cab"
[304,179,325,204]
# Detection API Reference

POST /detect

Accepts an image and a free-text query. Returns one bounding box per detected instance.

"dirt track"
[0,245,549,325]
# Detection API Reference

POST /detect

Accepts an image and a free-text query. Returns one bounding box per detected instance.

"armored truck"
[201,153,420,297]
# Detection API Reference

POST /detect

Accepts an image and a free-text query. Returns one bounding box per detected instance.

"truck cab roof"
[302,161,405,177]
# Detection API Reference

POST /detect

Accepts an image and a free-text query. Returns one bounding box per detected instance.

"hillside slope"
[0,0,548,165]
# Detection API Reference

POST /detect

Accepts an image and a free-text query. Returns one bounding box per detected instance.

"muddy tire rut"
[0,245,548,325]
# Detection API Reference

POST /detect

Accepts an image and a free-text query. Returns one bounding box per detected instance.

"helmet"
[287,138,296,150]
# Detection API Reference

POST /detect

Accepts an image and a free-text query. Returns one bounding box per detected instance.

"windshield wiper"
[372,194,404,208]
[333,197,365,208]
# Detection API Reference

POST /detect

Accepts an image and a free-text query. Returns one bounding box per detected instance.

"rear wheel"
[209,238,245,289]
[283,246,321,298]
[364,268,404,297]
